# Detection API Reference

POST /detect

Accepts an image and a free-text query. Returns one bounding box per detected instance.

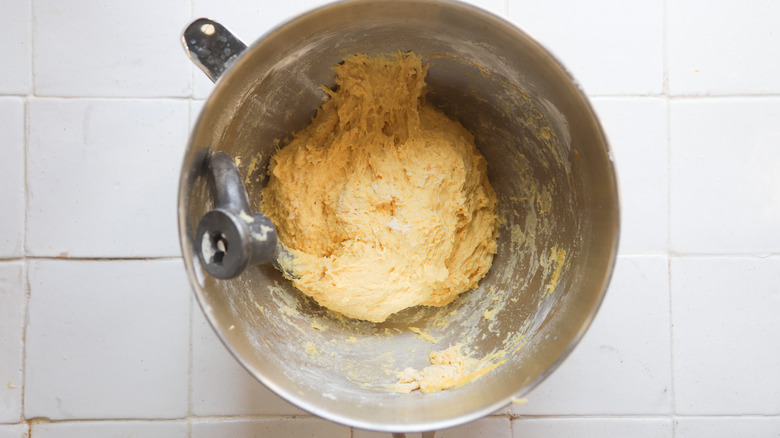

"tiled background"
[2,0,779,436]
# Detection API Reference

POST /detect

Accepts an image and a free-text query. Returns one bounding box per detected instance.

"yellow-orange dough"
[395,345,477,393]
[262,52,498,322]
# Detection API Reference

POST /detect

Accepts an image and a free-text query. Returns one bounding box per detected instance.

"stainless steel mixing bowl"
[178,0,619,432]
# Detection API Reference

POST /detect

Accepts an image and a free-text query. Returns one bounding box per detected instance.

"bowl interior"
[179,0,618,432]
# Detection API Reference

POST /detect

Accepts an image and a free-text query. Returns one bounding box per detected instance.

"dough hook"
[194,151,295,279]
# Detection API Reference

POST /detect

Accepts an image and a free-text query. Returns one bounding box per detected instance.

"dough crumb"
[511,396,528,405]
[262,52,498,322]
[393,345,479,393]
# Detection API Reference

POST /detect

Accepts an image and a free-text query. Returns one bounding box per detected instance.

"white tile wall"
[352,430,423,438]
[190,418,350,437]
[189,100,205,130]
[191,305,306,416]
[26,99,188,258]
[0,0,31,95]
[2,0,779,436]
[512,256,671,416]
[0,98,25,258]
[0,424,28,438]
[512,418,673,438]
[507,0,664,96]
[670,98,780,254]
[0,263,24,424]
[675,417,780,438]
[671,257,780,415]
[33,0,191,97]
[24,260,190,420]
[433,417,511,438]
[668,0,780,96]
[30,421,187,438]
[353,418,512,438]
[592,98,668,254]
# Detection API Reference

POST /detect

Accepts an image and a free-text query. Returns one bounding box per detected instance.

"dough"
[394,345,477,393]
[262,52,498,322]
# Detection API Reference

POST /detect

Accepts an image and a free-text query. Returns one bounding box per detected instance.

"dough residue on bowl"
[394,344,505,393]
[262,52,498,323]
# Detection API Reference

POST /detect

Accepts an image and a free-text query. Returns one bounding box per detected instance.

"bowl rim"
[178,0,620,432]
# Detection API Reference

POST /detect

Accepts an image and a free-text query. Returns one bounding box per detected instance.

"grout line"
[23,256,183,261]
[23,95,195,101]
[190,67,197,102]
[509,414,682,420]
[665,102,672,253]
[509,414,780,420]
[22,0,33,422]
[188,287,194,426]
[666,252,780,258]
[664,0,674,428]
[664,0,674,417]
[672,414,780,419]
[505,404,512,434]
[29,0,35,99]
[587,93,780,100]
[19,94,29,409]
[667,93,780,99]
[19,260,29,425]
[616,251,673,257]
[665,55,677,438]
[668,253,676,431]
[0,258,26,262]
[24,418,191,425]
[150,414,320,422]
[22,96,29,262]
[187,414,339,421]
[588,93,668,99]
[662,0,669,97]
[187,79,195,128]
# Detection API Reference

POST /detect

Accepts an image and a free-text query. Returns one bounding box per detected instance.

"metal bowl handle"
[182,18,247,83]
[182,20,278,279]
[194,152,278,279]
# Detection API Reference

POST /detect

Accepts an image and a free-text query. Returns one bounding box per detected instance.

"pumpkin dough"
[262,52,498,322]
[394,345,477,393]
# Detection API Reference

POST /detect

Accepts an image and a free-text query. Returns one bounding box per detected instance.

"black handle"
[182,18,248,83]
[194,152,278,279]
